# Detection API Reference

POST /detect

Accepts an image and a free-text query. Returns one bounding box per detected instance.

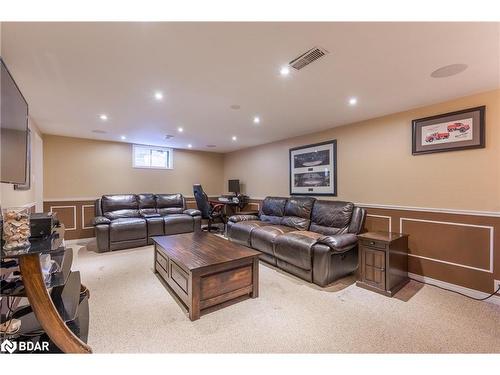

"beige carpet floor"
[71,240,500,353]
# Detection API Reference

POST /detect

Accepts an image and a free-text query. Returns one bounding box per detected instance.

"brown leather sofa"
[227,196,366,286]
[92,193,201,252]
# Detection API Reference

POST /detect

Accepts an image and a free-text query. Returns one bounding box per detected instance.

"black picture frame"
[412,106,485,155]
[289,139,337,196]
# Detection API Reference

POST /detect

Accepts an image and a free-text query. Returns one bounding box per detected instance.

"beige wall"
[1,21,44,210]
[224,89,500,212]
[43,135,224,199]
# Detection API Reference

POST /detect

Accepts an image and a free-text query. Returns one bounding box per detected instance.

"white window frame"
[132,144,173,169]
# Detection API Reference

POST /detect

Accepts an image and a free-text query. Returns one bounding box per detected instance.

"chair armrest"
[141,212,161,218]
[92,216,111,226]
[316,233,358,253]
[228,214,260,223]
[183,209,201,217]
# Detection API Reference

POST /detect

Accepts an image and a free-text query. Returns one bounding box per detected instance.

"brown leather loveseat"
[93,193,201,252]
[227,196,366,286]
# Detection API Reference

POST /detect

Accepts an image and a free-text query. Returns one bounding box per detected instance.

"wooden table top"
[152,232,261,271]
[357,231,408,243]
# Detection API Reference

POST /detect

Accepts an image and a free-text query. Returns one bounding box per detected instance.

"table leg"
[251,257,259,298]
[189,274,201,321]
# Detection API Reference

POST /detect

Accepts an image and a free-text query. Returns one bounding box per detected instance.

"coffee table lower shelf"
[154,243,259,321]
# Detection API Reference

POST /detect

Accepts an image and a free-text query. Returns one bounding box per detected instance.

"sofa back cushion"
[156,193,185,215]
[259,197,287,224]
[138,193,157,216]
[281,196,316,230]
[310,200,354,235]
[101,194,140,220]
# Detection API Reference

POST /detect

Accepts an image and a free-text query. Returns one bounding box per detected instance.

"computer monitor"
[228,179,240,195]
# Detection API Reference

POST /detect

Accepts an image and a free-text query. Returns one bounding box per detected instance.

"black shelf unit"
[1,235,90,353]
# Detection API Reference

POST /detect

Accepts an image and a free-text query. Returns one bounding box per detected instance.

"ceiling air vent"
[289,46,328,71]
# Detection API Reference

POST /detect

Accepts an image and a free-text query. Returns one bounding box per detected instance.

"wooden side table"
[356,231,409,297]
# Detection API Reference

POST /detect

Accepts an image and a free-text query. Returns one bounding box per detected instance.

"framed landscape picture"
[412,106,485,155]
[289,140,337,196]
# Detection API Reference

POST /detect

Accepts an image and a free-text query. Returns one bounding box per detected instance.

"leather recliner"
[92,193,201,252]
[227,196,366,286]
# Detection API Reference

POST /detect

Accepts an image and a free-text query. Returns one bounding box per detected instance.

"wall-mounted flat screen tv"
[1,57,29,184]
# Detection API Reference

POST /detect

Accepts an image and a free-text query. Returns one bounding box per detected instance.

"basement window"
[133,145,173,169]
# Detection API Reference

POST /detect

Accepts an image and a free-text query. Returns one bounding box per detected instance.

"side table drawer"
[360,239,387,250]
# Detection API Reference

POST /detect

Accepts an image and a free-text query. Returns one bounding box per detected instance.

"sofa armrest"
[141,212,161,218]
[92,216,111,226]
[228,214,260,223]
[316,233,358,253]
[183,209,201,217]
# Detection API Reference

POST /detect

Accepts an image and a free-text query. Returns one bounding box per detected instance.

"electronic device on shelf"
[30,212,59,239]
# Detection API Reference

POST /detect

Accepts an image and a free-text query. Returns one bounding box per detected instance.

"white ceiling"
[2,22,499,152]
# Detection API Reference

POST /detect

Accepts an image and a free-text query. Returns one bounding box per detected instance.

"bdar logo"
[1,339,17,354]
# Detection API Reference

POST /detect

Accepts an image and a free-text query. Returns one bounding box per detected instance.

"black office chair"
[193,184,226,232]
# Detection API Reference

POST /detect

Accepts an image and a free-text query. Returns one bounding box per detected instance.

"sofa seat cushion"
[163,214,194,235]
[250,225,296,256]
[145,216,164,237]
[228,220,270,246]
[274,231,322,270]
[109,218,147,242]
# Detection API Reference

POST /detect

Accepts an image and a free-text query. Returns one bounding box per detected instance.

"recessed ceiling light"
[154,91,163,100]
[92,129,107,134]
[348,97,358,106]
[177,127,184,133]
[187,144,192,148]
[232,136,237,141]
[280,66,290,76]
[253,116,261,124]
[99,114,108,121]
[120,135,126,140]
[431,64,468,78]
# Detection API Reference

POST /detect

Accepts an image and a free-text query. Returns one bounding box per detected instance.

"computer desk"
[211,198,258,217]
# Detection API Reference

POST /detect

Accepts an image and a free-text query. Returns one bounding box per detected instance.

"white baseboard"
[409,272,500,306]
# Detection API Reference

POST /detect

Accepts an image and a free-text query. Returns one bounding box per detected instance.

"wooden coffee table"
[152,232,260,320]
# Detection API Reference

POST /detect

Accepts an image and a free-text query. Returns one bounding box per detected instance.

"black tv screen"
[1,58,29,184]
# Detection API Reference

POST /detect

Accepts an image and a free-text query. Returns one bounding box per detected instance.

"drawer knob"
[370,241,375,245]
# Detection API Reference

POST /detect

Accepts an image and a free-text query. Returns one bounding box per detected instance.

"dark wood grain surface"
[358,231,408,243]
[152,232,260,271]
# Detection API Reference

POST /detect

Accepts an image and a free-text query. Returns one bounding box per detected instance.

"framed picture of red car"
[412,106,485,155]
